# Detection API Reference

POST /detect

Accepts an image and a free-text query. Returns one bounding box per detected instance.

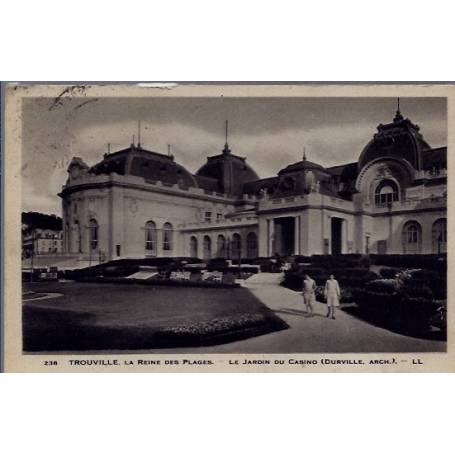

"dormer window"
[375,180,399,206]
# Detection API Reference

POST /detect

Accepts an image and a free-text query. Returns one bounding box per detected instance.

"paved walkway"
[144,273,445,353]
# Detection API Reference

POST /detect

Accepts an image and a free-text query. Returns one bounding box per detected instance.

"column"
[109,186,125,260]
[258,217,268,257]
[294,215,300,255]
[268,218,275,256]
[156,228,163,257]
[342,219,348,254]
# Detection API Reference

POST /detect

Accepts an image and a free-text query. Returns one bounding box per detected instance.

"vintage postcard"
[2,83,454,372]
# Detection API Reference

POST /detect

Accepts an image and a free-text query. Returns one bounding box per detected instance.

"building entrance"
[331,217,343,254]
[274,217,295,256]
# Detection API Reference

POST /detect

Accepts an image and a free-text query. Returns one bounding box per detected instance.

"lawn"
[22,282,287,351]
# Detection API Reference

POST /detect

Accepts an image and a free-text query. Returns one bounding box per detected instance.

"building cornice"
[59,176,239,205]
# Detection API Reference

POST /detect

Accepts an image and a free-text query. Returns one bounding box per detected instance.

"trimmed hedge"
[366,279,399,294]
[294,266,326,276]
[355,277,439,333]
[401,284,433,301]
[379,267,402,279]
[307,254,371,269]
[370,254,446,272]
[407,269,446,300]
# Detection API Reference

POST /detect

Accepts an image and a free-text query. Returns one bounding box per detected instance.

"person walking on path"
[302,274,316,317]
[325,274,341,319]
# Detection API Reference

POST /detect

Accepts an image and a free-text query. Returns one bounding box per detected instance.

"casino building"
[59,106,447,261]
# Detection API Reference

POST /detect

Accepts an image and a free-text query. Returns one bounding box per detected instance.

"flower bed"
[74,276,240,288]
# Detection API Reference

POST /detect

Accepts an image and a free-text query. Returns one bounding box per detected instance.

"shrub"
[401,283,433,301]
[356,290,401,308]
[102,265,140,277]
[282,271,305,291]
[315,285,325,302]
[431,278,447,300]
[207,258,229,270]
[409,269,439,282]
[295,266,326,276]
[366,279,399,294]
[379,267,402,279]
[330,269,379,287]
[339,275,379,288]
[339,287,361,303]
[398,297,438,331]
[370,254,446,272]
[403,269,446,300]
[293,255,313,265]
[310,254,370,269]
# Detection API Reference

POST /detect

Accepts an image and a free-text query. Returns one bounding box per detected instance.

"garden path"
[147,272,446,354]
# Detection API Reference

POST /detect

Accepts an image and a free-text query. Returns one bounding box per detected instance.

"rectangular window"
[216,213,223,222]
[205,212,212,223]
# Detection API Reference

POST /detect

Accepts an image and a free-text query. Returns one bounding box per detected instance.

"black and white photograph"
[3,83,452,372]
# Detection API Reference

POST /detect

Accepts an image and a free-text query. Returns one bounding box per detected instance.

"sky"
[21,96,447,215]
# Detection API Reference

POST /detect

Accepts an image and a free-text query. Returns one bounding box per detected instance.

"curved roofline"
[278,159,327,175]
[89,145,199,188]
[358,117,432,172]
[355,156,415,191]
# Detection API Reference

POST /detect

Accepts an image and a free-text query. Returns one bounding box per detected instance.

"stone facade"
[59,109,447,261]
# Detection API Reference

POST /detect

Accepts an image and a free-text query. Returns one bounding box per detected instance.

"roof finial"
[167,144,171,156]
[223,120,231,153]
[394,97,403,122]
[107,143,111,153]
[132,134,135,147]
[137,120,142,148]
[302,146,307,161]
[225,120,229,146]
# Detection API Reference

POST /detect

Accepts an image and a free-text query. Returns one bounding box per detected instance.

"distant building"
[59,107,447,261]
[23,228,63,257]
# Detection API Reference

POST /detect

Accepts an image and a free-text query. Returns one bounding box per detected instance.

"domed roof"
[272,155,332,197]
[196,144,259,196]
[278,159,325,175]
[90,145,198,189]
[358,109,431,172]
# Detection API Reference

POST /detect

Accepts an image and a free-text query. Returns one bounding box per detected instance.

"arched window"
[246,232,258,259]
[402,220,422,254]
[432,218,447,254]
[163,222,173,251]
[216,235,226,258]
[145,221,157,255]
[203,235,212,260]
[231,233,242,259]
[375,180,399,206]
[190,236,198,258]
[89,219,98,250]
